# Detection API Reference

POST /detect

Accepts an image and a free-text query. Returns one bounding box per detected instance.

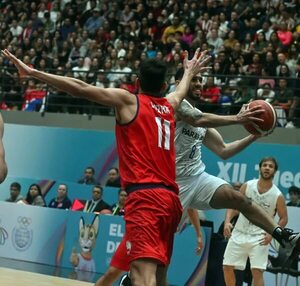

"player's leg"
[248,242,268,286]
[130,258,157,286]
[250,269,264,286]
[0,113,7,183]
[95,238,129,286]
[210,183,300,265]
[95,266,124,286]
[125,188,182,286]
[210,184,277,234]
[223,234,248,286]
[223,265,236,286]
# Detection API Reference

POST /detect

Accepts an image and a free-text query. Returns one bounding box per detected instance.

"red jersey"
[115,93,178,193]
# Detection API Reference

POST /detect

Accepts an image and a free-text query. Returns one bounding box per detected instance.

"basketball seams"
[244,100,277,135]
[263,101,277,130]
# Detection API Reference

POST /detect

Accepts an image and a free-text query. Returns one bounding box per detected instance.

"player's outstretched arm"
[1,49,135,108]
[167,49,211,110]
[203,128,258,160]
[179,104,264,128]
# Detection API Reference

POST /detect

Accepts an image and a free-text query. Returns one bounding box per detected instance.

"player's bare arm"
[1,49,137,122]
[177,104,264,128]
[187,208,203,255]
[167,49,211,110]
[203,128,257,160]
[260,194,288,245]
[276,195,288,228]
[223,184,246,238]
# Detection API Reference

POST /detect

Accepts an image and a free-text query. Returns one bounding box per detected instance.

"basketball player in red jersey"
[2,48,211,286]
[0,113,7,183]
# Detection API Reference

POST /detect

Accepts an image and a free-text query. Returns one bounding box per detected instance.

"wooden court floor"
[0,267,94,286]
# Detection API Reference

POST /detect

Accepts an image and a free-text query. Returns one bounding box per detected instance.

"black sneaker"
[281,230,300,268]
[119,274,132,286]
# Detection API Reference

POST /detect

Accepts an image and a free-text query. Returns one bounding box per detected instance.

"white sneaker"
[285,121,295,128]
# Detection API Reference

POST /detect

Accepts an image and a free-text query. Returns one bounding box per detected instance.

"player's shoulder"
[177,99,199,117]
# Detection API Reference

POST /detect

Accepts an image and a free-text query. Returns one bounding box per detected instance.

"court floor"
[0,267,94,286]
[0,257,121,286]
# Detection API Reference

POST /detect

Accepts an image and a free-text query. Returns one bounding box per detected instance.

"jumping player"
[2,48,210,286]
[98,68,300,286]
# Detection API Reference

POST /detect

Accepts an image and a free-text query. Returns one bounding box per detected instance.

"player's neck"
[257,178,273,193]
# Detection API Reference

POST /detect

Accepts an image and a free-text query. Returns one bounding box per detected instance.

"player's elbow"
[0,163,7,183]
[219,152,230,160]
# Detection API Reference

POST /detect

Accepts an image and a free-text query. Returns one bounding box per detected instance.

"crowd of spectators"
[0,0,299,126]
[4,164,125,214]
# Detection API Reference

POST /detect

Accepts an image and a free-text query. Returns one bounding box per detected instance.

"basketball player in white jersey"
[0,113,7,183]
[174,68,299,257]
[106,69,300,286]
[223,157,287,286]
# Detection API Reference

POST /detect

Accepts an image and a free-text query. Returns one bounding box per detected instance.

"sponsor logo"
[12,217,33,251]
[0,220,8,245]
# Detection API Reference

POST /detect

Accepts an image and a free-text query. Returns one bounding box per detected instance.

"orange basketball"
[244,100,277,135]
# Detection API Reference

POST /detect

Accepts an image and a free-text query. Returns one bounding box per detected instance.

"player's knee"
[223,265,234,273]
[251,268,264,279]
[232,192,252,210]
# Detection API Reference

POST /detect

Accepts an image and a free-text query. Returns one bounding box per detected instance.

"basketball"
[244,100,277,135]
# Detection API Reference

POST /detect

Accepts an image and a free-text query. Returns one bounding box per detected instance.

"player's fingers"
[248,117,264,123]
[193,48,201,60]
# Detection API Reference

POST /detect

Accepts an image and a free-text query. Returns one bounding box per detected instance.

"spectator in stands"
[200,76,221,112]
[24,183,46,207]
[78,166,99,185]
[273,78,294,115]
[83,185,112,214]
[277,22,293,48]
[287,186,300,207]
[105,167,121,188]
[5,182,23,203]
[111,189,128,216]
[161,16,184,44]
[84,8,104,36]
[48,183,72,210]
[256,83,275,103]
[232,81,254,113]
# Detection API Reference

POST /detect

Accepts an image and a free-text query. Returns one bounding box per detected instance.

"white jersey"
[234,179,281,235]
[175,99,207,177]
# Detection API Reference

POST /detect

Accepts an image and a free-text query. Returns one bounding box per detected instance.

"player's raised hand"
[183,49,211,77]
[1,49,34,78]
[236,104,265,124]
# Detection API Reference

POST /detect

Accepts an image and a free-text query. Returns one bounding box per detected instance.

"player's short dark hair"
[10,182,21,191]
[138,58,167,94]
[259,157,278,171]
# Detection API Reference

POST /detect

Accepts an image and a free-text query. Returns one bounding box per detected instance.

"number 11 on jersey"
[155,117,170,150]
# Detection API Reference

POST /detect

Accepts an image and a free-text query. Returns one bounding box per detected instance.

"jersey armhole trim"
[116,93,139,126]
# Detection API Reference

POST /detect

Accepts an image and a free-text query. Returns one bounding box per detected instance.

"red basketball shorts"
[110,187,182,269]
